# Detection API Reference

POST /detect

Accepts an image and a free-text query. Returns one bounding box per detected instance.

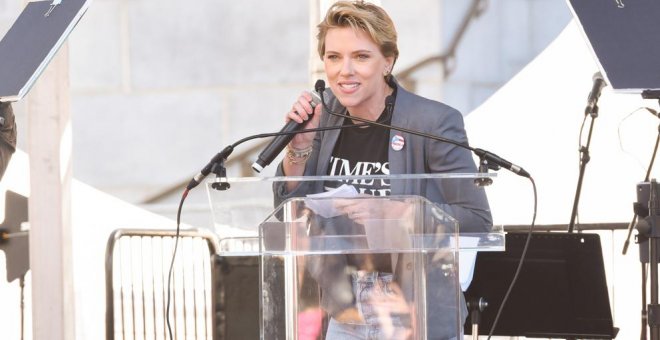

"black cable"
[578,112,589,152]
[169,121,372,339]
[647,128,660,182]
[166,188,189,340]
[487,176,537,340]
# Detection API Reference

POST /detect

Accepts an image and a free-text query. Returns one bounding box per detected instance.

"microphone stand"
[650,180,660,340]
[624,97,660,255]
[636,180,660,340]
[625,94,660,340]
[567,102,599,233]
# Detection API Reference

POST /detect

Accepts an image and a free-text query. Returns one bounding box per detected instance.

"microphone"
[251,80,325,173]
[644,107,659,118]
[472,148,530,178]
[585,72,607,115]
[186,122,370,191]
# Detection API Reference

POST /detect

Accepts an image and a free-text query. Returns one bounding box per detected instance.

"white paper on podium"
[305,184,358,218]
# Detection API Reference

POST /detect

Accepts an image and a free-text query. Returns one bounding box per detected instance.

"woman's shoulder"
[396,85,463,123]
[395,86,469,143]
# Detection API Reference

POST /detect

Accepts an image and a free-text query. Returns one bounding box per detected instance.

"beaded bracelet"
[286,145,313,164]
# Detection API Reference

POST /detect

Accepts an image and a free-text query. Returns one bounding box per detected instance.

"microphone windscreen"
[314,79,325,93]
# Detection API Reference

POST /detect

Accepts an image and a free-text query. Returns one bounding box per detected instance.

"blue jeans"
[325,271,411,340]
[324,271,463,340]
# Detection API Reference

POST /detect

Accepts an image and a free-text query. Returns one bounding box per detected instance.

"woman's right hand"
[282,91,323,180]
[287,91,323,150]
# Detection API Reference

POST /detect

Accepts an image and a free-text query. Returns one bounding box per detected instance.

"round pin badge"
[391,134,405,151]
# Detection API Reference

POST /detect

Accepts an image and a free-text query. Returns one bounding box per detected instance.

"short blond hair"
[317,1,399,65]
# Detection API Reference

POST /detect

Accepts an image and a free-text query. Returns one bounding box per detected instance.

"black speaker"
[212,255,285,340]
[464,232,618,339]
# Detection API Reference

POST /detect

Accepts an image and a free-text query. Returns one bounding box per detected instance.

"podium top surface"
[257,195,504,255]
[205,173,501,256]
[209,172,497,184]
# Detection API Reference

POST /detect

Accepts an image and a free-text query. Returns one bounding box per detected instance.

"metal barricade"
[105,228,220,340]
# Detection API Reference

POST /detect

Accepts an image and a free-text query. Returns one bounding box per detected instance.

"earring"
[383,69,390,76]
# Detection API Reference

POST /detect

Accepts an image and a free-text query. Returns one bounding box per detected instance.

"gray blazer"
[275,80,492,232]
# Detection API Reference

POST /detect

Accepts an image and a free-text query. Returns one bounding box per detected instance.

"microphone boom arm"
[317,87,531,179]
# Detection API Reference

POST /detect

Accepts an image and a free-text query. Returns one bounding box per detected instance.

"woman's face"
[323,27,394,117]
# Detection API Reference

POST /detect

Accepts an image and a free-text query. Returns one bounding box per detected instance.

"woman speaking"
[274,1,492,338]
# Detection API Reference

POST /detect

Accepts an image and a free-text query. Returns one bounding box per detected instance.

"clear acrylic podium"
[206,174,504,340]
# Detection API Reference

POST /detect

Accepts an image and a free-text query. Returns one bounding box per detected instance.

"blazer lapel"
[388,86,411,197]
[315,111,345,175]
[388,113,409,176]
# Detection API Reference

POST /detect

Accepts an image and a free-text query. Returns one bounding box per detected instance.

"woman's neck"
[347,83,394,121]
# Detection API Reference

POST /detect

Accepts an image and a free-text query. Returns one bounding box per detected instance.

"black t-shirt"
[325,109,394,272]
[324,111,392,195]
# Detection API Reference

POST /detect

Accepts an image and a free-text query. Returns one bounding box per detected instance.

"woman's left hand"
[335,197,410,225]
